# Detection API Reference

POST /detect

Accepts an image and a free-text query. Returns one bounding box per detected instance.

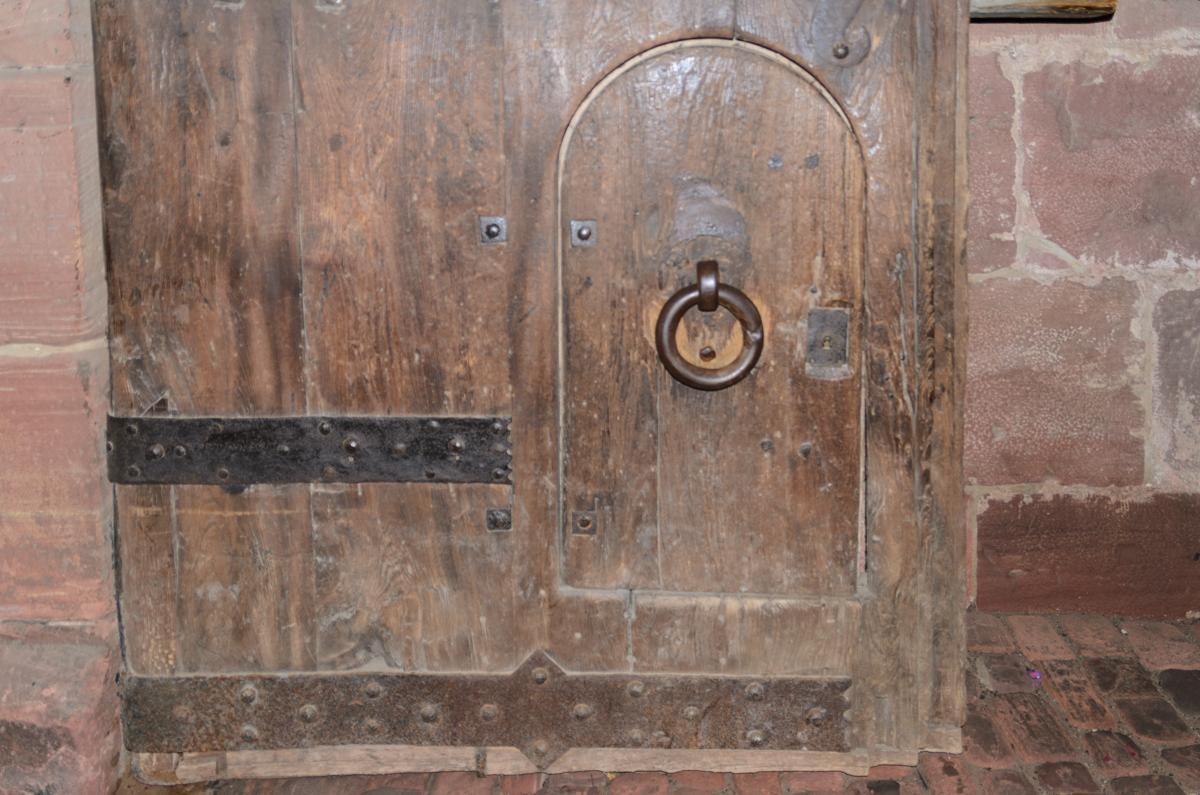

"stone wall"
[967,0,1200,618]
[0,0,121,792]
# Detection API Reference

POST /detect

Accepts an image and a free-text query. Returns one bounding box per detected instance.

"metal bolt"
[627,680,645,698]
[419,703,440,723]
[148,443,166,459]
[745,682,765,701]
[217,467,230,481]
[364,681,383,699]
[480,703,499,722]
[833,42,850,59]
[576,225,592,241]
[318,421,332,435]
[682,706,701,721]
[239,684,258,705]
[747,729,767,747]
[572,702,594,720]
[531,667,549,685]
[126,464,141,479]
[342,437,359,453]
[240,724,259,742]
[299,704,318,723]
[363,717,383,734]
[448,435,465,453]
[173,444,187,458]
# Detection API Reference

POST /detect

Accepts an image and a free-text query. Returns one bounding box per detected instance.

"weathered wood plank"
[970,0,1116,19]
[94,0,314,674]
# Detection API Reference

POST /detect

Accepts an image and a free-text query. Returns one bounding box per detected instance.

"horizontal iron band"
[107,415,512,485]
[122,652,849,769]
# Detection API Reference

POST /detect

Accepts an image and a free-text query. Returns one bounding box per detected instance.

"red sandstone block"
[962,704,1014,768]
[1108,775,1186,795]
[541,771,608,793]
[0,620,120,795]
[989,692,1077,763]
[1116,0,1200,37]
[499,774,541,795]
[917,754,970,794]
[965,768,1035,794]
[1123,622,1200,670]
[1161,745,1200,792]
[733,772,782,794]
[1023,56,1200,267]
[1083,730,1149,776]
[967,51,1016,274]
[1007,615,1073,661]
[670,771,729,794]
[779,771,847,793]
[976,494,1200,618]
[1154,289,1200,487]
[1040,660,1116,730]
[1084,658,1158,698]
[966,611,1015,653]
[0,0,77,67]
[429,772,496,795]
[1059,614,1129,658]
[965,279,1143,487]
[977,652,1040,694]
[1114,697,1190,743]
[610,772,669,795]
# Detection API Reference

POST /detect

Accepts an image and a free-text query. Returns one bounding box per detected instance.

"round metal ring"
[655,281,764,391]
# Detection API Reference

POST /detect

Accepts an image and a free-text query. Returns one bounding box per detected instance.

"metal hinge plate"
[107,415,512,485]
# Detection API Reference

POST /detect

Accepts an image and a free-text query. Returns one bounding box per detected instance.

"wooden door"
[97,0,966,780]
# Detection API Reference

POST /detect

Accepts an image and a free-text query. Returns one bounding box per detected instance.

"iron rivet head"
[106,440,114,454]
[480,703,499,722]
[833,42,850,59]
[217,467,230,481]
[342,437,359,453]
[531,667,549,685]
[486,508,512,531]
[491,421,504,432]
[125,423,139,436]
[531,739,549,756]
[480,216,506,244]
[318,421,332,435]
[699,346,716,361]
[627,680,645,698]
[745,682,765,701]
[651,731,672,749]
[363,717,383,734]
[683,706,701,721]
[747,729,767,747]
[419,703,440,723]
[276,443,290,455]
[239,684,258,705]
[799,442,814,459]
[173,444,187,458]
[428,419,440,429]
[628,728,645,745]
[806,706,827,726]
[570,220,597,247]
[576,225,592,241]
[148,443,166,459]
[364,681,383,699]
[299,704,318,723]
[126,464,141,479]
[240,724,259,742]
[448,435,465,453]
[425,469,436,479]
[322,464,337,480]
[572,702,594,720]
[492,467,509,482]
[485,223,501,239]
[391,441,408,457]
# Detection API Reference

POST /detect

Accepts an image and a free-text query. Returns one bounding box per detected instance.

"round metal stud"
[627,680,646,698]
[491,421,504,432]
[276,443,290,455]
[572,702,594,720]
[480,703,499,722]
[125,423,139,436]
[576,225,593,241]
[627,728,645,745]
[364,681,384,699]
[240,724,259,742]
[531,667,549,685]
[682,706,701,721]
[806,706,827,726]
[833,42,850,59]
[239,684,258,705]
[492,467,509,481]
[318,421,332,435]
[484,223,502,240]
[391,441,408,457]
[106,441,114,454]
[448,436,465,453]
[419,703,440,723]
[531,739,550,757]
[747,729,767,747]
[217,467,230,481]
[148,443,166,459]
[651,731,672,749]
[342,437,359,453]
[299,704,318,723]
[126,464,141,479]
[744,682,765,701]
[363,717,383,735]
[173,444,187,458]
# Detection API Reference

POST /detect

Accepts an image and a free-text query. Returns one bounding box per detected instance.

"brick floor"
[117,612,1200,795]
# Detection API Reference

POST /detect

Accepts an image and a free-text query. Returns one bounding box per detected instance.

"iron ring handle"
[655,262,764,391]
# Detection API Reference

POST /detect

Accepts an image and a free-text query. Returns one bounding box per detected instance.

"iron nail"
[577,225,592,240]
[239,684,258,705]
[173,444,187,457]
[364,682,383,699]
[448,436,465,453]
[480,703,499,721]
[342,437,359,453]
[747,729,767,747]
[299,704,318,723]
[572,702,594,720]
[126,423,139,436]
[217,467,230,481]
[126,464,141,479]
[627,680,645,698]
[240,724,259,742]
[492,467,509,481]
[531,667,549,685]
[148,443,166,459]
[419,703,440,722]
[745,682,765,701]
[318,421,332,435]
[683,706,701,721]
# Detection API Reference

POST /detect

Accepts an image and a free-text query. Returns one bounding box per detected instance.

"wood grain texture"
[291,0,517,673]
[560,41,864,597]
[969,0,1116,18]
[94,0,314,674]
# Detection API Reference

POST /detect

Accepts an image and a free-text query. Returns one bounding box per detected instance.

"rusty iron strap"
[122,651,849,769]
